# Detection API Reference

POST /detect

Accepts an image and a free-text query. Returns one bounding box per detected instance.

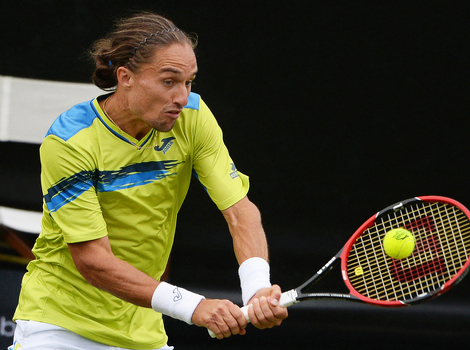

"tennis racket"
[208,195,470,337]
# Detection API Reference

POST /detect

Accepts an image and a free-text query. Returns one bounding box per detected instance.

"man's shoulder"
[45,99,98,142]
[184,92,201,111]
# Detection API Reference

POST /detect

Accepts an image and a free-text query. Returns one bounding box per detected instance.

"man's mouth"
[166,108,182,119]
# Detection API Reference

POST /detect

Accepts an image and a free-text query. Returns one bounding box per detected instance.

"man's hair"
[89,12,197,90]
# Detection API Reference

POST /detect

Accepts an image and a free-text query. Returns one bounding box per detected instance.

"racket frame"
[283,196,470,308]
[340,195,470,307]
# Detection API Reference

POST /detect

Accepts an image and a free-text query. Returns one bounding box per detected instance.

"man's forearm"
[222,196,269,264]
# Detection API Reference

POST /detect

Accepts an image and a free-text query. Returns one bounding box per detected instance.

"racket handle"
[208,289,297,338]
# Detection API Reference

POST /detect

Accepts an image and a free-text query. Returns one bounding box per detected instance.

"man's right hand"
[191,299,248,339]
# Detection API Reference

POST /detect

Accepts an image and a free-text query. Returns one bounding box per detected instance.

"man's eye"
[164,80,173,86]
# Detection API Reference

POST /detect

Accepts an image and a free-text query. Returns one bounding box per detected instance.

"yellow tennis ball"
[383,228,415,259]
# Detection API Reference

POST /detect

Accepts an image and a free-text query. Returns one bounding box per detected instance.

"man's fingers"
[248,295,288,329]
[196,299,247,339]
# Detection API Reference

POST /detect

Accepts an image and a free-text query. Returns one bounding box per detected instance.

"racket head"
[340,196,470,307]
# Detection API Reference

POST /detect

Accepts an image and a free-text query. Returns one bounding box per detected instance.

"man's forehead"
[150,43,197,74]
[158,66,198,75]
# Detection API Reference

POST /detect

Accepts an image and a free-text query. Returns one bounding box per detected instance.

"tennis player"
[10,11,287,350]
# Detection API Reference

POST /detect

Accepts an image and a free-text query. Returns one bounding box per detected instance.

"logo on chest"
[154,137,176,154]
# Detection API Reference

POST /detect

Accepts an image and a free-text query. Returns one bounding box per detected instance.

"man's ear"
[116,66,132,88]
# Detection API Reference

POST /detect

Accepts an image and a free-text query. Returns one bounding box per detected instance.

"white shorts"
[10,320,174,350]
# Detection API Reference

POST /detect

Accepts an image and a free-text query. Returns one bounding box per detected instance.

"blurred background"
[1,1,469,348]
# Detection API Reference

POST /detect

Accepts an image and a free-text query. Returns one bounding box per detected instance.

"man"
[11,11,287,350]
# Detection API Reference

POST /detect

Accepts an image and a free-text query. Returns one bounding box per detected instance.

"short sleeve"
[191,100,249,210]
[40,135,108,243]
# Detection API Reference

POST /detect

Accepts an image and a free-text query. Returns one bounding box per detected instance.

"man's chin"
[154,121,176,133]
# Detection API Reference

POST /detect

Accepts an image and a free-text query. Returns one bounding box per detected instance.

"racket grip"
[208,290,296,338]
[278,289,298,307]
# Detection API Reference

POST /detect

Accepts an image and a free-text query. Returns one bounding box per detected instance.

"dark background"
[1,1,469,348]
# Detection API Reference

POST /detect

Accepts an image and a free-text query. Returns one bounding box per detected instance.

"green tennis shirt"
[13,92,249,349]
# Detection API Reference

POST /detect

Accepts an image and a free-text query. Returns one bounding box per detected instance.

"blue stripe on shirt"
[45,161,182,213]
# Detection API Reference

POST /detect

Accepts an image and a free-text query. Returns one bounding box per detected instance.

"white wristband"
[238,257,271,306]
[151,282,205,325]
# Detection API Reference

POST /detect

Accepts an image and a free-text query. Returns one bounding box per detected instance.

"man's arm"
[68,235,247,338]
[68,236,158,307]
[222,196,269,263]
[221,196,288,329]
[67,196,286,339]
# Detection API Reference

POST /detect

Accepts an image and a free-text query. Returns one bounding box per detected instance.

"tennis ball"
[383,228,415,259]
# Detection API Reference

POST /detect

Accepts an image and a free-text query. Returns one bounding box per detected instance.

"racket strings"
[346,201,470,303]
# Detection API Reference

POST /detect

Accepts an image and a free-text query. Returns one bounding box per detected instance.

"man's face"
[125,42,198,133]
